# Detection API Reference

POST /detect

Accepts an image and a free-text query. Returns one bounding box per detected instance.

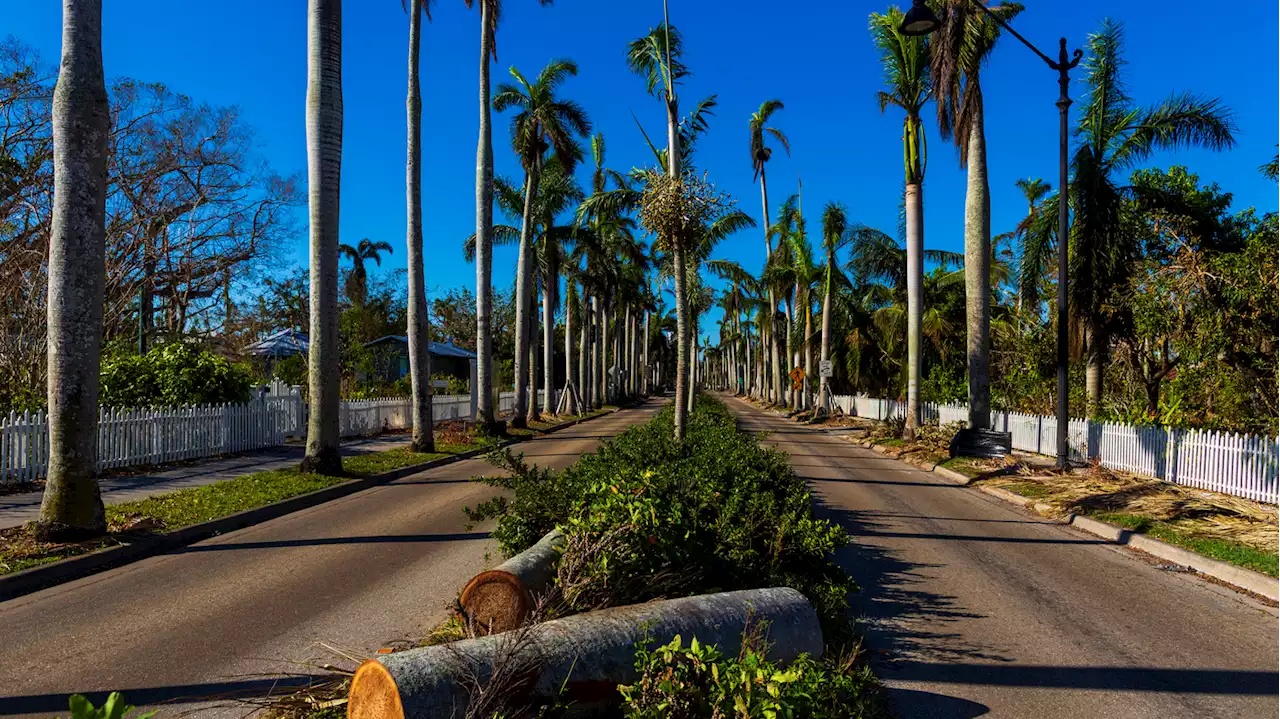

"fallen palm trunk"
[458,528,565,633]
[350,587,823,719]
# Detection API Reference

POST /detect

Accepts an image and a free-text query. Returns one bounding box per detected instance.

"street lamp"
[900,0,1080,470]
[900,0,941,35]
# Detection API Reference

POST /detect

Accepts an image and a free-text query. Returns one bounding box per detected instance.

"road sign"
[819,360,833,378]
[789,366,805,390]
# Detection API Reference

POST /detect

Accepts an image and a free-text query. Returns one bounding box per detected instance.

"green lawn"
[0,438,483,578]
[939,457,987,478]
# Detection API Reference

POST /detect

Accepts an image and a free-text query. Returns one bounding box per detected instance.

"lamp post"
[900,0,1080,470]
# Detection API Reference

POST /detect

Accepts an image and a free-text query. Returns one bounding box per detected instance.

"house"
[244,328,309,357]
[362,336,477,383]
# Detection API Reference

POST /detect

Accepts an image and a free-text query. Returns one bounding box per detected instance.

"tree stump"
[458,528,565,634]
[349,587,823,719]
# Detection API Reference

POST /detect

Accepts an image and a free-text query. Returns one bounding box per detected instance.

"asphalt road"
[723,395,1279,719]
[0,401,661,718]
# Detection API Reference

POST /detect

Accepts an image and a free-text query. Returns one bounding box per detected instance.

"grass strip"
[988,483,1279,578]
[1091,511,1279,578]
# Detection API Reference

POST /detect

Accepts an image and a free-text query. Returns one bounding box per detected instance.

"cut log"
[458,528,565,634]
[349,587,823,719]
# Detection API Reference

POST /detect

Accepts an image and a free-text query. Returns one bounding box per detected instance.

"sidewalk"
[0,435,410,530]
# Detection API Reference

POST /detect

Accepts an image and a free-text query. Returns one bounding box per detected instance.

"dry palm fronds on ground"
[983,464,1279,554]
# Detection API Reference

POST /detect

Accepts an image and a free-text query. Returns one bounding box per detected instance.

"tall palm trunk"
[474,0,495,426]
[593,295,604,409]
[818,252,833,411]
[564,283,579,414]
[602,300,612,402]
[1086,322,1104,416]
[511,160,540,428]
[642,311,650,395]
[542,268,555,416]
[301,0,343,475]
[672,261,688,436]
[964,106,992,430]
[38,0,109,540]
[904,180,923,439]
[630,309,638,396]
[580,292,591,410]
[778,294,788,406]
[803,304,813,409]
[405,0,433,452]
[686,312,697,413]
[759,168,783,406]
[526,290,539,422]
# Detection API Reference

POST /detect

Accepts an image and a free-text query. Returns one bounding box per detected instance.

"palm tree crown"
[870,6,930,184]
[1069,18,1236,412]
[749,99,790,182]
[339,238,393,307]
[494,59,592,173]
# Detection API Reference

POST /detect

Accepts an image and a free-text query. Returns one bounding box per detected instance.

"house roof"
[363,336,478,359]
[244,329,309,357]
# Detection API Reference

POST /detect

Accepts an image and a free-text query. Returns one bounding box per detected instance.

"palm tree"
[493,58,590,427]
[817,203,855,413]
[1262,151,1279,181]
[301,0,343,475]
[872,5,930,437]
[338,238,394,307]
[1010,177,1053,313]
[1070,19,1235,414]
[573,134,637,409]
[627,15,692,438]
[404,0,433,452]
[466,0,552,429]
[749,99,789,405]
[786,227,821,410]
[766,196,800,408]
[528,162,586,416]
[930,0,1021,430]
[37,0,110,540]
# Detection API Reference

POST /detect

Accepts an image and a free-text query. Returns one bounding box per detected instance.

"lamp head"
[900,0,940,36]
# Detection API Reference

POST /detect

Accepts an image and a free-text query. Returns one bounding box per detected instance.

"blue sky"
[8,0,1278,340]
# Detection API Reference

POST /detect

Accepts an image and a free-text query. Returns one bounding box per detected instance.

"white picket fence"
[338,394,474,438]
[0,397,303,484]
[497,390,561,415]
[831,394,1279,504]
[0,384,573,484]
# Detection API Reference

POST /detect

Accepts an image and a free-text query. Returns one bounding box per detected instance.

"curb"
[833,427,1279,602]
[0,408,620,603]
[749,397,1280,602]
[932,465,974,486]
[1063,513,1279,601]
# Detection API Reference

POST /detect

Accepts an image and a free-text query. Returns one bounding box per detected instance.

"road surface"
[724,395,1278,719]
[0,401,661,717]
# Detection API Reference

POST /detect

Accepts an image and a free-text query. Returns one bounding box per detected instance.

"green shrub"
[466,395,856,636]
[619,631,879,719]
[100,343,254,408]
[921,363,966,405]
[65,692,155,719]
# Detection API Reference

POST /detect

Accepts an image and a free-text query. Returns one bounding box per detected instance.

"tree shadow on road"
[813,495,1011,667]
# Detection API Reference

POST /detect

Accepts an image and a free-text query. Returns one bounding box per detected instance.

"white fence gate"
[830,394,1278,504]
